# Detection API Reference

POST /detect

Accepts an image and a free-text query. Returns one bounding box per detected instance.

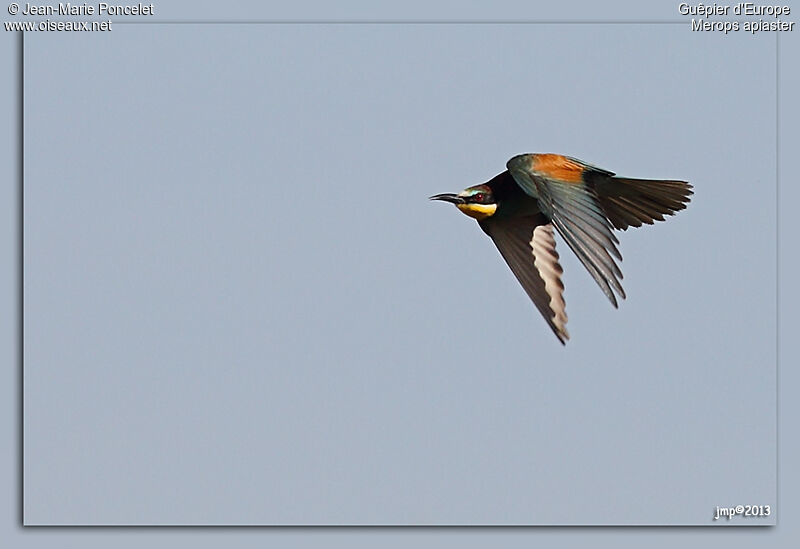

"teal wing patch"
[507,154,625,307]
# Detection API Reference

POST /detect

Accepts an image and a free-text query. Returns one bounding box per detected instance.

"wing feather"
[507,154,625,305]
[480,214,569,344]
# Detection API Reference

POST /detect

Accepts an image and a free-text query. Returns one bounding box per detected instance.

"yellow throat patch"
[456,202,498,220]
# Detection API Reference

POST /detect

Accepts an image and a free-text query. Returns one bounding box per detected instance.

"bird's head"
[429,184,498,220]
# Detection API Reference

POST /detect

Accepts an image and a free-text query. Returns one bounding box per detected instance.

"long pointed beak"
[429,193,465,205]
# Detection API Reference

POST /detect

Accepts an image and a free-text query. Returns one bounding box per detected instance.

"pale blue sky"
[18,8,780,528]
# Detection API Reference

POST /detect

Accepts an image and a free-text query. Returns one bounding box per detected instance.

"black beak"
[429,193,465,205]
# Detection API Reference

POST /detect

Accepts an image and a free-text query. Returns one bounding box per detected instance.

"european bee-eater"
[430,153,692,344]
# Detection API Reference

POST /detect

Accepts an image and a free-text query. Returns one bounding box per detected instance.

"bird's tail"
[594,177,693,231]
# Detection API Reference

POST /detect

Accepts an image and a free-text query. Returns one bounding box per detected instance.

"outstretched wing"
[480,213,569,344]
[507,154,625,307]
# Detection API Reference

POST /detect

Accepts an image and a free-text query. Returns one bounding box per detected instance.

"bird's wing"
[480,213,569,344]
[506,154,624,307]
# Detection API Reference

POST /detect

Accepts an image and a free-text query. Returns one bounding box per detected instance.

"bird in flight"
[430,153,692,344]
